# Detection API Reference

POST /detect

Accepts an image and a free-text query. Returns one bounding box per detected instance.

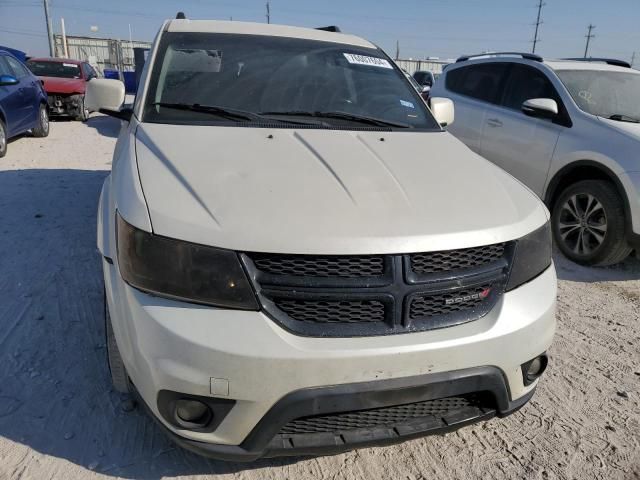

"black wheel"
[0,119,6,158]
[105,293,132,393]
[552,180,632,266]
[32,104,49,137]
[75,95,90,122]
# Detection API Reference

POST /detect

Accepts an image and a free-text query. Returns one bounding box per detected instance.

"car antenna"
[176,12,186,19]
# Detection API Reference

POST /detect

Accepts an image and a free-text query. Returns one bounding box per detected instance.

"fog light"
[527,358,543,377]
[522,354,548,386]
[175,399,211,425]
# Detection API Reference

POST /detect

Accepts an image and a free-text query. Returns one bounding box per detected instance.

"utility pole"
[266,2,270,24]
[584,24,595,58]
[532,0,545,53]
[60,17,68,58]
[43,0,55,57]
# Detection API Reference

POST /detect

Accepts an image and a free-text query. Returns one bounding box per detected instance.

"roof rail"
[176,11,186,19]
[456,52,543,63]
[316,26,341,33]
[561,57,631,68]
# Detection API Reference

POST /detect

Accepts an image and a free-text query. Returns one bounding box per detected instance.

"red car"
[26,57,99,121]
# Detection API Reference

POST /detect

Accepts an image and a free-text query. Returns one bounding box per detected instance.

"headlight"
[116,214,259,309]
[506,222,552,291]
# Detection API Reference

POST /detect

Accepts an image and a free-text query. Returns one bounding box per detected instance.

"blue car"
[0,50,49,157]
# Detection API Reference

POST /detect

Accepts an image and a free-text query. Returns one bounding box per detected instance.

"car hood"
[134,124,548,254]
[39,76,85,94]
[599,117,640,139]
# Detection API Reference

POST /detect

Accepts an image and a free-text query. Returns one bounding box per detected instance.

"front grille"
[251,254,384,278]
[274,299,385,324]
[243,243,511,337]
[279,393,489,434]
[410,244,505,274]
[409,284,492,319]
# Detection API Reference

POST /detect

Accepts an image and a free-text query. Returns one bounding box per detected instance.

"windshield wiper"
[151,102,259,122]
[259,110,412,129]
[608,114,640,123]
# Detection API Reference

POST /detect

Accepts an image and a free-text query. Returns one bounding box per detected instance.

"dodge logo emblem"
[445,288,491,305]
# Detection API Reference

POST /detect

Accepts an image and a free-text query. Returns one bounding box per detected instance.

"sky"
[1,0,639,64]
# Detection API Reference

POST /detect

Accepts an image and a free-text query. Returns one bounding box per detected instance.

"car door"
[443,63,510,154]
[479,64,565,197]
[4,55,39,132]
[0,55,25,136]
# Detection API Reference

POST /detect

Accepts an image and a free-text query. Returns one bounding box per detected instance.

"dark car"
[413,70,435,88]
[0,50,49,158]
[26,57,98,121]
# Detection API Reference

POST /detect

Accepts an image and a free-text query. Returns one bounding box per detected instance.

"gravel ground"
[0,116,639,480]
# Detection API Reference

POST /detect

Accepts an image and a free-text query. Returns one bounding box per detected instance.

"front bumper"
[104,262,556,458]
[621,171,640,244]
[134,366,536,461]
[46,94,82,116]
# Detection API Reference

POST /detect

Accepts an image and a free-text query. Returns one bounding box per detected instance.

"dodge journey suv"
[432,53,640,266]
[89,19,556,461]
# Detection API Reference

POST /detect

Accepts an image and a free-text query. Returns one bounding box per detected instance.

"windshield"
[27,61,82,79]
[556,69,640,120]
[143,32,439,130]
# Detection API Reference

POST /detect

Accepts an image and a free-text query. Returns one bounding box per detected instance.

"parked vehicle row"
[0,49,108,156]
[432,53,640,265]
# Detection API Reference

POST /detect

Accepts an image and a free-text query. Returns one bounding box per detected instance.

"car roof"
[544,60,639,74]
[28,57,83,64]
[449,54,638,75]
[166,19,376,49]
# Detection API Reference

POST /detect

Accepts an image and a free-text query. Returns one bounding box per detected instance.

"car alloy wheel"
[558,193,607,255]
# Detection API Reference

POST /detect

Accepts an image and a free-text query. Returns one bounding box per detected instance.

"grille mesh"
[250,254,385,278]
[279,394,487,434]
[409,285,492,319]
[410,244,505,275]
[274,299,385,324]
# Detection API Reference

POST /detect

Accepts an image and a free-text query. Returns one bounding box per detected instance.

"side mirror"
[85,78,129,120]
[429,97,455,127]
[0,75,19,86]
[522,98,558,119]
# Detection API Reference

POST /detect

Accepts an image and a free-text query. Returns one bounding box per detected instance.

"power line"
[531,0,545,53]
[0,27,47,38]
[584,24,595,58]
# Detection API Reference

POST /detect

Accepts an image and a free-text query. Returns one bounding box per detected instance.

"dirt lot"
[0,116,639,480]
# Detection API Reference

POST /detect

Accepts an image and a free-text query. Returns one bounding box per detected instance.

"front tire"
[75,95,90,122]
[32,104,50,137]
[552,180,632,266]
[105,293,132,393]
[0,119,7,158]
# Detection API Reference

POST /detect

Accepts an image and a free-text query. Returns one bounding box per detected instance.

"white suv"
[432,53,640,266]
[87,21,556,461]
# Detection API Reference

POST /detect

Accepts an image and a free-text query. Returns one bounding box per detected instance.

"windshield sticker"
[63,63,78,68]
[343,53,393,69]
[400,100,415,109]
